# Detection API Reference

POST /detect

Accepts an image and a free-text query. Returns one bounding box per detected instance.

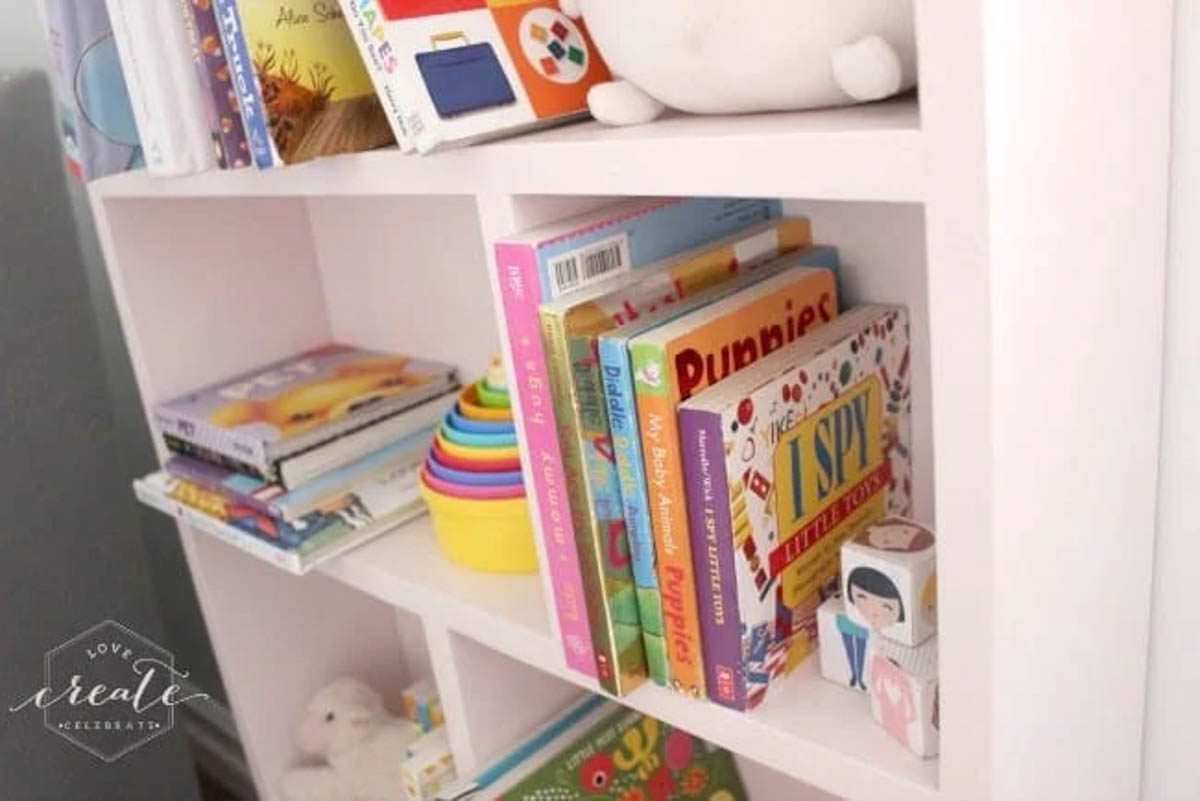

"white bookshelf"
[86,4,1175,800]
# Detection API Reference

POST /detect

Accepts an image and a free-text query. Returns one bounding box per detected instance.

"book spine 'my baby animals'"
[630,268,838,698]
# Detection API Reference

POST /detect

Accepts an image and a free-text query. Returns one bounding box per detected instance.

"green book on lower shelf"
[492,702,748,801]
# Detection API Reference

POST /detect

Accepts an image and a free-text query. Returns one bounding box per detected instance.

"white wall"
[0,0,49,71]
[1141,2,1200,799]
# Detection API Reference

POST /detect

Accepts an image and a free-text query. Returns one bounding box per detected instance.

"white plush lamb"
[280,678,423,801]
[560,0,918,126]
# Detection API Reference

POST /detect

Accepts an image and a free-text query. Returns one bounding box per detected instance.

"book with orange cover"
[627,260,838,697]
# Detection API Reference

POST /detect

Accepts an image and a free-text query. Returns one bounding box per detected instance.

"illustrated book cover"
[593,244,840,694]
[43,0,143,179]
[538,218,814,693]
[488,703,749,801]
[494,197,782,680]
[212,0,394,166]
[627,260,839,699]
[678,305,913,710]
[154,344,457,477]
[338,0,611,153]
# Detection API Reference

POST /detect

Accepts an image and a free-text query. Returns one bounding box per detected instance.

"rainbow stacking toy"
[421,358,537,574]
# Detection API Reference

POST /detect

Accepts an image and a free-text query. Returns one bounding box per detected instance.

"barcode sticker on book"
[548,234,632,298]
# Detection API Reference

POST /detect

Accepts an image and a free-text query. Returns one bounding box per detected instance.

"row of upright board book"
[98,0,612,175]
[495,198,914,711]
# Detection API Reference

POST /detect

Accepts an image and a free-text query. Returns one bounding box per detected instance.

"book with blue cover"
[42,0,142,179]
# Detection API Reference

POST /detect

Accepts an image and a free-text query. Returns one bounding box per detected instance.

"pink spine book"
[496,242,596,678]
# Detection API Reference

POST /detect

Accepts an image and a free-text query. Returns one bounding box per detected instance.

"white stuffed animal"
[280,678,423,801]
[560,0,918,126]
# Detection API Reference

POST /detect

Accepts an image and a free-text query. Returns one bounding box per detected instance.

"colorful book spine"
[496,704,749,800]
[541,313,645,693]
[183,0,251,168]
[211,0,275,167]
[599,344,661,678]
[628,263,838,698]
[678,305,913,710]
[337,0,414,152]
[543,220,816,692]
[598,244,838,691]
[495,198,782,680]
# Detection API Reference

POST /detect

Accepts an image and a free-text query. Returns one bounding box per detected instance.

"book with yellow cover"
[213,0,393,166]
[539,219,813,695]
[678,305,913,710]
[626,259,838,699]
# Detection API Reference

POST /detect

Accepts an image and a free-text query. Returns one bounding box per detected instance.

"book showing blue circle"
[447,408,514,435]
[75,35,140,146]
[426,458,523,488]
[440,425,518,448]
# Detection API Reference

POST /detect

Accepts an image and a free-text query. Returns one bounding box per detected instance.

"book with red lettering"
[678,305,913,710]
[627,260,838,699]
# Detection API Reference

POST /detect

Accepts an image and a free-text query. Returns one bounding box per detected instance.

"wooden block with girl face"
[841,517,937,647]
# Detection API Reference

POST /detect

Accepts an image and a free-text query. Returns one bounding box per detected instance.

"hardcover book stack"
[77,0,609,176]
[134,344,461,574]
[495,198,917,719]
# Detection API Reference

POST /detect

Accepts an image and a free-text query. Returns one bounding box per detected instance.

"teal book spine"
[598,333,668,685]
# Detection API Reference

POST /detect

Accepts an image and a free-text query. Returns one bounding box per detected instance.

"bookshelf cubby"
[86,4,1174,798]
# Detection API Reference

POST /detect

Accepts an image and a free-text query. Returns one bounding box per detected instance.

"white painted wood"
[318,515,939,801]
[421,621,482,776]
[93,197,332,404]
[173,532,422,796]
[911,1,994,797]
[981,3,1173,800]
[88,99,923,202]
[82,6,1183,796]
[304,195,498,374]
[444,635,584,770]
[1142,2,1200,799]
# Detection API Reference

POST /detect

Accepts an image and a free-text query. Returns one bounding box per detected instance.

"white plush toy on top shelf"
[559,0,918,126]
[280,678,423,801]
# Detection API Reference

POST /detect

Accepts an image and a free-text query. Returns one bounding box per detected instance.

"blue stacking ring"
[447,408,514,435]
[426,458,524,487]
[440,424,518,448]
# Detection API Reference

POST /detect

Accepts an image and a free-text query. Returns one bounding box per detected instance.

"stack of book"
[495,198,915,716]
[134,344,460,574]
[89,0,611,176]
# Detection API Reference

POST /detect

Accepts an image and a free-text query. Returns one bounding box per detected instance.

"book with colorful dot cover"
[677,305,913,711]
[478,702,748,801]
[211,0,394,166]
[537,219,816,695]
[337,0,612,153]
